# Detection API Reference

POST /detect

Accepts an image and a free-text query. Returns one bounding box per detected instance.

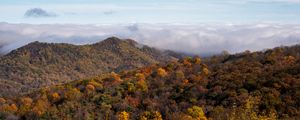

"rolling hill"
[0,37,177,97]
[0,45,299,119]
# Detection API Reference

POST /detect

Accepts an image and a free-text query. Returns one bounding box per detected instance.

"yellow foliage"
[126,82,136,93]
[152,111,163,120]
[194,57,202,64]
[136,80,148,92]
[136,73,146,80]
[64,88,82,100]
[225,97,278,120]
[139,111,163,120]
[21,97,33,106]
[175,70,185,79]
[202,68,210,76]
[88,81,103,90]
[284,55,296,64]
[169,113,194,120]
[157,68,167,77]
[181,115,194,120]
[187,106,207,120]
[32,96,50,116]
[118,111,129,120]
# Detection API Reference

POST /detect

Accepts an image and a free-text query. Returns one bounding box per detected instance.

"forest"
[0,37,176,97]
[0,45,299,120]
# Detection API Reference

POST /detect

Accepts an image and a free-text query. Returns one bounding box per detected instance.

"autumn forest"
[0,38,299,120]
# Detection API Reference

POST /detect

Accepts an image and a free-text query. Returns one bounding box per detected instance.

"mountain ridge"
[0,37,178,97]
[0,45,299,119]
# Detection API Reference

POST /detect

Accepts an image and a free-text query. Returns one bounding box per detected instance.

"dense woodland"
[0,37,176,97]
[0,44,299,120]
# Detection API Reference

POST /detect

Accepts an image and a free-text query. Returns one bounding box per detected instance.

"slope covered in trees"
[0,45,299,120]
[0,37,177,97]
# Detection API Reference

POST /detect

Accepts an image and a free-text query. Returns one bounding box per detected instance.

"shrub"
[21,97,33,106]
[187,106,207,120]
[118,111,129,120]
[0,98,6,104]
[86,84,95,91]
[157,68,167,77]
[51,92,60,101]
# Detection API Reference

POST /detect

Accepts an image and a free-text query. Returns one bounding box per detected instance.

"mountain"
[0,37,177,97]
[0,45,4,57]
[0,45,299,120]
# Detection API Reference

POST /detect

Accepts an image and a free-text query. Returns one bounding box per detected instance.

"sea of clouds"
[0,22,299,56]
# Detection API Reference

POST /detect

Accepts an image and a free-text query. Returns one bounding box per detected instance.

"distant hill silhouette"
[0,37,177,97]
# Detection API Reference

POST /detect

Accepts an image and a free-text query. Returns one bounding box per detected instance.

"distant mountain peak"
[105,36,122,41]
[98,37,138,45]
[24,41,51,47]
[0,37,179,97]
[100,36,123,44]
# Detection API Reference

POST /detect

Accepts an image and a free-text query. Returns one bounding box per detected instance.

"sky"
[1,0,300,24]
[0,0,300,56]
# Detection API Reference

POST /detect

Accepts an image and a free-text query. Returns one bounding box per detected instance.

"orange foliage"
[157,68,167,77]
[183,79,189,84]
[183,58,192,66]
[111,72,122,81]
[1,104,18,112]
[126,96,140,107]
[86,84,95,91]
[0,98,6,104]
[51,92,60,101]
[10,104,18,112]
[140,67,153,76]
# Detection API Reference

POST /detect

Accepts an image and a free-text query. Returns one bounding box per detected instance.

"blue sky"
[1,0,300,24]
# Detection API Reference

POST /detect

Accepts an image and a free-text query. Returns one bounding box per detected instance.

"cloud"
[0,23,299,56]
[127,24,139,32]
[24,8,57,17]
[103,10,116,15]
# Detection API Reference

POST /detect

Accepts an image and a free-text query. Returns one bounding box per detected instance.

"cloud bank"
[0,23,299,56]
[24,8,57,17]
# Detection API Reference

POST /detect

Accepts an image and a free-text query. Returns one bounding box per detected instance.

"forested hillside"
[0,45,299,119]
[0,37,176,97]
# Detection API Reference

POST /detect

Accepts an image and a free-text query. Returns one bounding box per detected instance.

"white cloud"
[0,23,299,56]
